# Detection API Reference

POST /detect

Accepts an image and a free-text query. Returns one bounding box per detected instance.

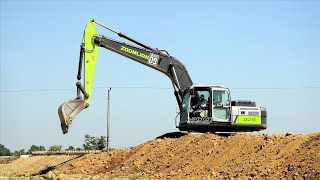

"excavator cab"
[178,85,267,133]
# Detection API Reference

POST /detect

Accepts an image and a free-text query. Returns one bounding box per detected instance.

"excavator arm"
[58,19,193,134]
[94,36,193,97]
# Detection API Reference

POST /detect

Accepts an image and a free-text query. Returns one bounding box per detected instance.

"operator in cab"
[192,94,208,110]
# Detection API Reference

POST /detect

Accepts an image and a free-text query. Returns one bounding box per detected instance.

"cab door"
[212,90,231,122]
[179,91,190,124]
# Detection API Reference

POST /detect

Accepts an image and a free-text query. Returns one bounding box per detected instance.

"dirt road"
[1,132,319,179]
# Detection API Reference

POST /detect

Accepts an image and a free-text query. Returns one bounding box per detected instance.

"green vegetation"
[1,134,108,155]
[83,134,107,150]
[28,145,46,154]
[0,144,11,156]
[65,146,75,150]
[12,149,27,156]
[48,145,62,151]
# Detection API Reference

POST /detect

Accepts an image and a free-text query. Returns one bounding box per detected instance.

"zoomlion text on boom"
[120,46,149,60]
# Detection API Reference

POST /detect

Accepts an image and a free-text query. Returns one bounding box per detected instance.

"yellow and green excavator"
[58,19,267,134]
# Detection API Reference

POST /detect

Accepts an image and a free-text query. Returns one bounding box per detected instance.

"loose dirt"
[0,155,77,177]
[1,132,319,179]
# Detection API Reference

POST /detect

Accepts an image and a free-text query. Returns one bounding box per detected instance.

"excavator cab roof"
[190,84,228,91]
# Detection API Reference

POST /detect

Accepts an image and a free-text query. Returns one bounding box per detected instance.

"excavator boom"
[58,19,193,133]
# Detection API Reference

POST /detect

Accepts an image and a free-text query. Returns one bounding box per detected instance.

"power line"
[0,88,73,92]
[0,86,171,93]
[0,86,319,93]
[233,87,320,90]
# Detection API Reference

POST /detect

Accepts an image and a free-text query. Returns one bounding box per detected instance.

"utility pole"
[106,87,111,152]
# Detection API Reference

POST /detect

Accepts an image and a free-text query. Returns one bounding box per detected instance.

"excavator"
[58,19,267,134]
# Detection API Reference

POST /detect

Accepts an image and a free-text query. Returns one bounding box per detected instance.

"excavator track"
[156,131,237,139]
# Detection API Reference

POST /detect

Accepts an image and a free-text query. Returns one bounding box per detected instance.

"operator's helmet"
[200,94,204,100]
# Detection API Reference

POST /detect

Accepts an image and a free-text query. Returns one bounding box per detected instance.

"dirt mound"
[53,132,320,179]
[0,156,18,164]
[0,155,78,177]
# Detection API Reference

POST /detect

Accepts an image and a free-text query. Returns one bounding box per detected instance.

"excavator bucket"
[58,99,87,134]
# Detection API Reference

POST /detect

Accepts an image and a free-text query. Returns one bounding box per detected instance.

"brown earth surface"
[1,132,319,179]
[0,155,78,177]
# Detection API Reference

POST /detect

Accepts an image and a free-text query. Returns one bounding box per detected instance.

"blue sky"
[1,0,319,151]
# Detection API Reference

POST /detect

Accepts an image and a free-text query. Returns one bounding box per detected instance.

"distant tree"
[39,146,46,151]
[49,145,62,151]
[76,147,82,151]
[19,149,26,155]
[83,134,107,150]
[97,136,107,150]
[65,146,75,150]
[28,145,46,154]
[12,150,19,156]
[28,145,37,154]
[12,149,26,156]
[0,144,11,156]
[83,134,97,150]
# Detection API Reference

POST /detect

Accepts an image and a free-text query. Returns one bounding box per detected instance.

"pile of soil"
[52,132,320,179]
[0,155,77,177]
[0,156,18,164]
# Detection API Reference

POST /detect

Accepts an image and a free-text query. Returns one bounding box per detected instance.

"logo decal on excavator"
[236,116,261,124]
[190,117,213,122]
[120,46,149,60]
[120,46,159,66]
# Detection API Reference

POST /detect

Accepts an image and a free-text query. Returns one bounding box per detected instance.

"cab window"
[182,92,190,111]
[212,90,229,106]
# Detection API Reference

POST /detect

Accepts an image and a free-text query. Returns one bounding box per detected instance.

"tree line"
[0,134,107,156]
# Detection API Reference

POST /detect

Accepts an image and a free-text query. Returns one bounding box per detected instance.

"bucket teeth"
[58,99,87,134]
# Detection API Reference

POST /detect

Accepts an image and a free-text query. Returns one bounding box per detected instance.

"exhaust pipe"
[58,99,87,134]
